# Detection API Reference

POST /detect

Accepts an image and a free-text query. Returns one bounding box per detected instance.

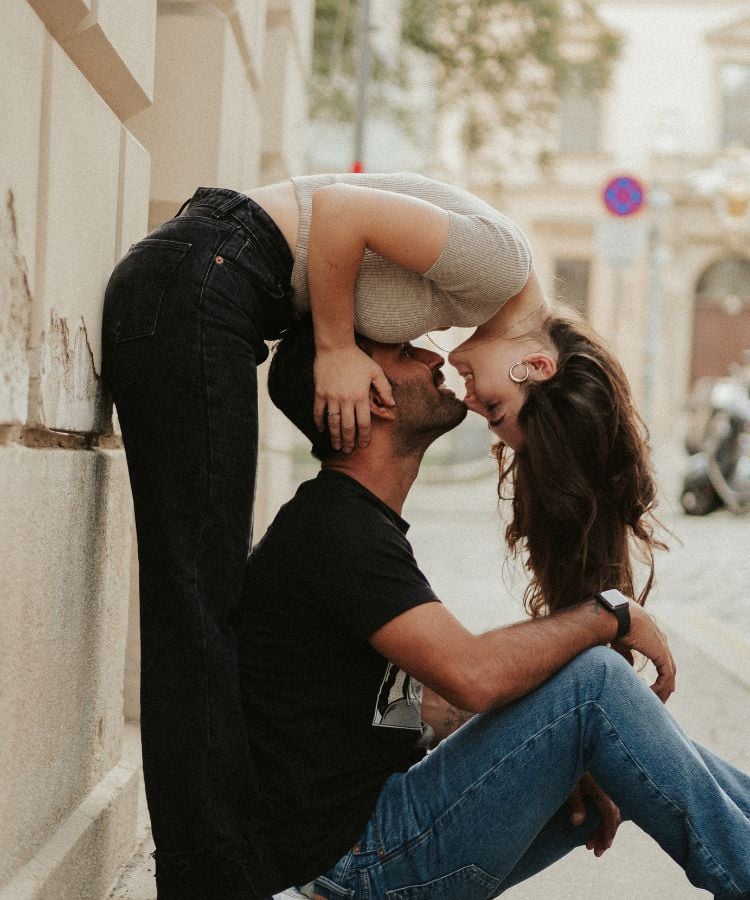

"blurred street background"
[3,0,750,897]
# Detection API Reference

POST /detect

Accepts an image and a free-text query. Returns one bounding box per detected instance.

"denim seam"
[433,702,591,828]
[375,698,742,893]
[595,705,742,893]
[229,215,288,286]
[370,703,593,866]
[181,214,235,227]
[194,227,239,829]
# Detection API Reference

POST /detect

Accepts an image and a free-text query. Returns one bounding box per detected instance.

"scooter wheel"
[680,486,720,516]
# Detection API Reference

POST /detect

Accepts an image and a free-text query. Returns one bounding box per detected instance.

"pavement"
[109,441,750,899]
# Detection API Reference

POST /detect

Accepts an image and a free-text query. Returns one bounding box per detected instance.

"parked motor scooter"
[680,361,750,516]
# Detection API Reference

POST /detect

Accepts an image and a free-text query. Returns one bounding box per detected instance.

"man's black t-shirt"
[234,469,439,886]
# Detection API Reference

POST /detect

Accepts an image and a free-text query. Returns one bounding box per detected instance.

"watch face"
[599,588,629,609]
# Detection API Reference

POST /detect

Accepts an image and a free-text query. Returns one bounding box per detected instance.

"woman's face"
[448,331,557,450]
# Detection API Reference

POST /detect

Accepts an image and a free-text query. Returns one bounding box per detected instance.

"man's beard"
[391,377,467,458]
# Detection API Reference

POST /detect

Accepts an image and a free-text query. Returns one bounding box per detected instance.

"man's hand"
[568,773,621,857]
[616,602,676,702]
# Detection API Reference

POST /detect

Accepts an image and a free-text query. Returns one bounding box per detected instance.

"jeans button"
[215,256,224,264]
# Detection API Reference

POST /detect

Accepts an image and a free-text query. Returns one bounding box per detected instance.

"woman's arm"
[308,184,451,452]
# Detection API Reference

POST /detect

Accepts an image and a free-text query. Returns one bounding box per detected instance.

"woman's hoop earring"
[508,362,530,384]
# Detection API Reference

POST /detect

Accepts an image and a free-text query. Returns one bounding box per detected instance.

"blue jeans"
[311,647,750,899]
[102,189,295,898]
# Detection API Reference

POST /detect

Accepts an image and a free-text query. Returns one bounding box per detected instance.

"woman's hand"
[313,346,394,452]
[568,773,621,857]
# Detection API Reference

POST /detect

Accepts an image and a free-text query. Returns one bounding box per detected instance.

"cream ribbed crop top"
[289,172,532,343]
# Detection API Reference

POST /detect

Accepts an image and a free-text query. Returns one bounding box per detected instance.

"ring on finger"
[328,409,341,418]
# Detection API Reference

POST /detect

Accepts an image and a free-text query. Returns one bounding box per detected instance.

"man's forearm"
[466,600,619,711]
[421,686,474,746]
[371,592,674,715]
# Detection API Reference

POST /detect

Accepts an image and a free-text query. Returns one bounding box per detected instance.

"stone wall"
[0,2,312,896]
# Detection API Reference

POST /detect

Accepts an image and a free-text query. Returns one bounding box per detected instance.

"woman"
[445,273,665,620]
[101,171,538,899]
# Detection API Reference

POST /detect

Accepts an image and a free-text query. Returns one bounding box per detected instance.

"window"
[554,258,591,316]
[695,256,750,300]
[721,63,750,148]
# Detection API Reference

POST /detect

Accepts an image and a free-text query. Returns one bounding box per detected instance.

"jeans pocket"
[221,231,286,300]
[385,865,501,899]
[103,239,191,343]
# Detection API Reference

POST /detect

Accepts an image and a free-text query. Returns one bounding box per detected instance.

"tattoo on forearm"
[441,707,474,734]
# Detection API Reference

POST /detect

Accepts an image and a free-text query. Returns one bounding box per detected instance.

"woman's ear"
[524,353,557,382]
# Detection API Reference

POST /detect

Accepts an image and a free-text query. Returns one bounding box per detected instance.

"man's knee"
[561,645,639,694]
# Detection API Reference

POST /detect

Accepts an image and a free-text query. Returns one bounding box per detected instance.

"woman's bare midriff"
[247,179,299,260]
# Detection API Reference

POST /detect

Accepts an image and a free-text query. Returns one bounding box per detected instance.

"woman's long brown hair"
[496,308,667,617]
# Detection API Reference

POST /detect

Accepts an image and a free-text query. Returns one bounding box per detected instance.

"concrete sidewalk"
[110,467,750,899]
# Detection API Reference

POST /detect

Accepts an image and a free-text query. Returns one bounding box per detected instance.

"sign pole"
[352,0,371,173]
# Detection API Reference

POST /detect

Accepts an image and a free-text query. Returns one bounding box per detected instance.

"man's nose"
[414,346,444,369]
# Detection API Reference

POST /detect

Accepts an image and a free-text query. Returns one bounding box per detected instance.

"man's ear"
[370,386,397,421]
[523,352,557,383]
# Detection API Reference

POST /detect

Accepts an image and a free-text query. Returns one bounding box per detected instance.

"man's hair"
[268,316,368,460]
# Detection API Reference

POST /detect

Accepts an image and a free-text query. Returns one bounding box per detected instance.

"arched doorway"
[691,256,750,382]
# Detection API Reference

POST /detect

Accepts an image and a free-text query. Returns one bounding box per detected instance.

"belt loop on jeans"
[213,192,250,218]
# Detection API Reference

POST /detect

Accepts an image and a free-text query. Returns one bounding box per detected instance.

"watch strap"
[595,589,631,641]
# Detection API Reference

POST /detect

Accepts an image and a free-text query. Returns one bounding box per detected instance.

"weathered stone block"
[33,0,157,121]
[94,0,157,103]
[116,128,151,262]
[216,15,253,187]
[260,24,308,181]
[129,6,256,208]
[26,0,92,40]
[0,194,33,426]
[243,86,263,189]
[123,523,141,724]
[0,1,45,297]
[0,446,133,888]
[212,0,268,88]
[0,726,141,900]
[128,7,224,205]
[267,0,314,71]
[30,41,121,433]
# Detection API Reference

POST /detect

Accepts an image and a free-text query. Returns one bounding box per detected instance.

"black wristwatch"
[595,589,631,641]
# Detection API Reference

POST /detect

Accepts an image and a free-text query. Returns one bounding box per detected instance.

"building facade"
[0,2,313,896]
[434,0,750,443]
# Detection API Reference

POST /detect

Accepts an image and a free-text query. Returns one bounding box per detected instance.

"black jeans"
[102,189,296,898]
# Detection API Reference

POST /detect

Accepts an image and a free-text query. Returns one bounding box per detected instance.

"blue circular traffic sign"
[603,176,646,217]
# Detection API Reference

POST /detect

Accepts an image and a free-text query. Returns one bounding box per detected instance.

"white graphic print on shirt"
[372,662,423,730]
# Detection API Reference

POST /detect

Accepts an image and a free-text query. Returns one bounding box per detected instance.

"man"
[233,317,750,899]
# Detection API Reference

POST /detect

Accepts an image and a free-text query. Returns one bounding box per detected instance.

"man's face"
[369,342,467,454]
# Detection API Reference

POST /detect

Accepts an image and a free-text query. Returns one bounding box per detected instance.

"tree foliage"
[312,0,619,160]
